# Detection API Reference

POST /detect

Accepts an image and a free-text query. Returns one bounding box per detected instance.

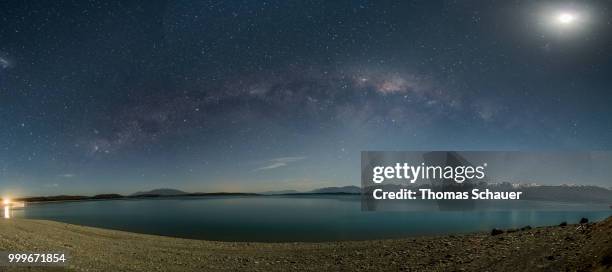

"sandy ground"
[0,217,611,272]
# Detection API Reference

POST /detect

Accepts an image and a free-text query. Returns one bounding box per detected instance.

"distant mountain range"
[310,185,361,194]
[130,186,363,196]
[259,186,361,195]
[259,190,301,195]
[131,188,187,197]
[519,185,612,203]
[14,185,612,204]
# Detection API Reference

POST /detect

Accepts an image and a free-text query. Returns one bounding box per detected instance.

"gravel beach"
[0,217,610,271]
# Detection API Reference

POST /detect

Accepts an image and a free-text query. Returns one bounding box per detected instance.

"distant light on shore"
[2,198,11,219]
[1,198,25,219]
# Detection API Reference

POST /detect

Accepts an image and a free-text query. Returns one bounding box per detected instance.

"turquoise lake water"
[9,195,612,242]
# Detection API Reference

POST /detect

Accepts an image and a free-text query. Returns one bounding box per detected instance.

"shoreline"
[15,193,359,206]
[1,217,611,271]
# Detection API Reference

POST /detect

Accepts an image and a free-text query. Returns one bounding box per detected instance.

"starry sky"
[1,0,612,196]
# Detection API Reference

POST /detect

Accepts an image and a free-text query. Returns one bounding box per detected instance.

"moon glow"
[556,12,576,25]
[536,5,592,37]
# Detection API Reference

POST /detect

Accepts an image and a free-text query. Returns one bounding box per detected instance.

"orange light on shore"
[2,198,11,206]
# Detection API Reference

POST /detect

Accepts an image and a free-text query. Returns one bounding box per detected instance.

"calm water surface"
[9,196,612,242]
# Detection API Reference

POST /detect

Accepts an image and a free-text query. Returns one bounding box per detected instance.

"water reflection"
[10,196,612,242]
[2,200,25,219]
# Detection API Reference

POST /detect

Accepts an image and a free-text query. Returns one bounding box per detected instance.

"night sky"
[1,1,612,196]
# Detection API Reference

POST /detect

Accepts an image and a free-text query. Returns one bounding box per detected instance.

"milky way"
[0,59,8,69]
[1,0,612,196]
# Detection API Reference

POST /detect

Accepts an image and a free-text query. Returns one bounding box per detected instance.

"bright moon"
[539,6,591,36]
[557,12,576,24]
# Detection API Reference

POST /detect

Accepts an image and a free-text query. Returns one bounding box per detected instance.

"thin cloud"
[254,156,306,171]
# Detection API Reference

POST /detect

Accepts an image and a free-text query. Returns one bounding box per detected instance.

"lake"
[9,195,612,242]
